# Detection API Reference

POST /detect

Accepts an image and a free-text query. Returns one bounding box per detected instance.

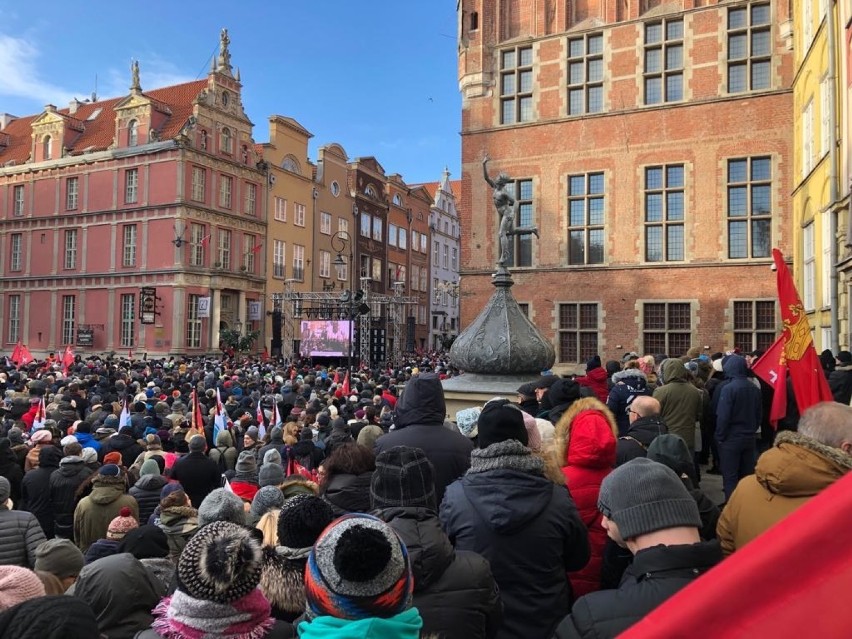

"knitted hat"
[160,482,185,501]
[176,521,262,603]
[277,494,335,549]
[305,513,413,620]
[521,411,542,452]
[245,426,259,441]
[103,451,122,466]
[188,435,207,453]
[259,463,286,488]
[455,407,480,438]
[30,430,52,444]
[0,594,100,639]
[0,478,9,504]
[0,566,45,611]
[250,486,285,518]
[107,506,139,539]
[139,458,160,477]
[60,435,78,447]
[371,446,437,511]
[33,538,84,579]
[586,355,602,372]
[236,450,258,475]
[98,463,122,477]
[81,448,98,465]
[262,448,282,466]
[198,488,246,528]
[597,457,702,540]
[118,525,170,559]
[476,399,528,449]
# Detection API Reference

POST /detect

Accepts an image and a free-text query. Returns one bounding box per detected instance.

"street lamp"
[332,231,354,375]
[234,319,242,336]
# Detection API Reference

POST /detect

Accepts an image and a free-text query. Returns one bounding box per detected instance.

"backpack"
[212,446,228,474]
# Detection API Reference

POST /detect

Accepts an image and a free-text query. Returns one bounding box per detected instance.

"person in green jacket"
[73,465,139,552]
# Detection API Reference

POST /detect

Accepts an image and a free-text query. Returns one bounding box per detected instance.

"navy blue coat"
[713,356,762,441]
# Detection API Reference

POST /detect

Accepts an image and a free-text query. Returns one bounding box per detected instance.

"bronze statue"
[482,154,538,267]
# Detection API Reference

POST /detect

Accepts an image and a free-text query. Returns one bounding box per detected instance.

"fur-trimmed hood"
[756,430,852,497]
[551,397,618,468]
[611,368,647,385]
[258,546,307,620]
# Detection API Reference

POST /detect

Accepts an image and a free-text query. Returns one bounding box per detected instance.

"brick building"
[457,0,794,367]
[0,32,266,357]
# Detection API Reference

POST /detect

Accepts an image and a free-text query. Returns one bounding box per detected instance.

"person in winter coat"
[99,427,143,467]
[168,435,221,508]
[232,449,261,502]
[73,464,139,551]
[71,422,101,454]
[6,429,29,472]
[606,367,652,436]
[33,538,84,592]
[828,350,852,404]
[653,359,703,453]
[258,494,335,622]
[258,426,287,461]
[117,525,174,592]
[441,399,590,639]
[552,397,618,599]
[291,427,324,471]
[574,356,610,404]
[129,459,169,525]
[21,445,62,537]
[84,506,138,564]
[541,378,583,426]
[372,446,502,639]
[615,396,667,466]
[320,442,375,517]
[155,488,198,562]
[208,429,238,472]
[70,552,164,639]
[553,458,722,639]
[717,402,852,556]
[712,354,762,499]
[48,454,92,540]
[24,430,53,473]
[0,440,23,510]
[323,417,354,457]
[0,595,101,639]
[374,373,473,505]
[0,477,46,567]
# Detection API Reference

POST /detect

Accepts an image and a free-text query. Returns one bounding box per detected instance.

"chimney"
[0,114,18,131]
[68,98,82,114]
[44,104,57,113]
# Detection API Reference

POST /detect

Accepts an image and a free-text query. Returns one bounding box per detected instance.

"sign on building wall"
[140,287,157,324]
[76,328,94,347]
[248,300,262,321]
[198,297,211,318]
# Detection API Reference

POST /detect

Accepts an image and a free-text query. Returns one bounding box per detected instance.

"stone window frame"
[643,18,684,105]
[731,299,777,352]
[567,171,606,266]
[640,300,694,357]
[726,2,772,93]
[557,302,601,363]
[499,45,535,124]
[643,163,686,262]
[567,32,604,116]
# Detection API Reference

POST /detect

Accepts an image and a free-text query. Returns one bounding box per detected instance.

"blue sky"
[0,1,461,184]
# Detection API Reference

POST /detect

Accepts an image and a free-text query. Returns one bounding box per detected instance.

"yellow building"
[792,0,847,351]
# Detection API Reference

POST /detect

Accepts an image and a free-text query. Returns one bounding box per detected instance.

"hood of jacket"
[661,358,689,384]
[722,354,749,378]
[57,456,88,476]
[461,465,554,534]
[549,378,581,407]
[552,397,617,468]
[134,474,168,492]
[611,368,648,388]
[393,373,446,429]
[290,440,316,456]
[38,445,63,469]
[755,430,852,497]
[157,505,198,532]
[215,430,233,447]
[626,415,668,446]
[374,506,453,592]
[581,367,608,384]
[107,433,137,450]
[647,433,694,478]
[89,476,127,505]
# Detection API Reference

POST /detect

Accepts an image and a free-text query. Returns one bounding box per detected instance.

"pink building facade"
[0,34,267,357]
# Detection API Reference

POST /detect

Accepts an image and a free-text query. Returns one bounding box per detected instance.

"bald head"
[631,396,661,419]
[798,402,852,453]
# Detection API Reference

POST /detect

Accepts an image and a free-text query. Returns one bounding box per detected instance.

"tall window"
[822,216,832,307]
[500,46,534,124]
[219,175,233,208]
[62,295,75,345]
[803,223,815,310]
[218,229,232,270]
[13,185,24,216]
[66,177,79,210]
[244,183,256,215]
[733,300,776,352]
[419,266,427,292]
[7,295,21,343]
[190,223,205,267]
[443,245,449,268]
[558,303,599,363]
[64,229,78,269]
[360,211,371,237]
[337,252,348,282]
[321,212,332,235]
[373,257,383,283]
[727,156,771,258]
[644,19,683,104]
[274,197,287,222]
[10,233,22,271]
[43,135,52,160]
[338,217,349,236]
[191,167,205,202]
[727,3,771,93]
[451,247,458,270]
[294,203,306,227]
[500,179,534,267]
[388,223,398,247]
[361,255,371,278]
[420,233,427,253]
[567,33,603,115]
[398,228,407,250]
[187,295,202,348]
[243,235,256,273]
[412,231,420,253]
[433,240,440,265]
[568,172,605,265]
[122,224,137,267]
[221,127,233,154]
[120,294,135,348]
[273,240,286,278]
[319,250,331,278]
[802,100,815,178]
[372,216,382,241]
[293,245,305,281]
[645,165,685,261]
[125,168,138,204]
[128,119,138,147]
[411,264,419,291]
[643,302,692,356]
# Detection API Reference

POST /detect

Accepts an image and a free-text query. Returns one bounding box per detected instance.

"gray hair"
[798,402,852,448]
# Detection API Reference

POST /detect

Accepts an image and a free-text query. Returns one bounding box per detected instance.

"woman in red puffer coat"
[551,397,617,598]
[574,356,610,403]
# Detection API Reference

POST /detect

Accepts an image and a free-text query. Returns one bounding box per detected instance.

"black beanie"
[277,494,334,549]
[370,446,437,511]
[476,399,528,449]
[118,524,170,559]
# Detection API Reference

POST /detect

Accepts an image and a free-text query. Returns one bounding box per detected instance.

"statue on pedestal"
[482,154,539,268]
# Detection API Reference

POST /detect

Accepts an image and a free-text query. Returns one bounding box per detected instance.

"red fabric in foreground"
[621,471,852,638]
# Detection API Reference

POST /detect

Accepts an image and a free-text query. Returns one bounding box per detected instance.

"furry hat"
[197,488,246,528]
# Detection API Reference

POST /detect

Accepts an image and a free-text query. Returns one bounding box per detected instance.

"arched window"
[221,127,232,153]
[393,193,402,206]
[365,185,377,198]
[128,119,138,147]
[43,135,52,160]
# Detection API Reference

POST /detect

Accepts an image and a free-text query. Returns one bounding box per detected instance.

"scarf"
[298,607,423,639]
[467,439,545,475]
[151,589,275,639]
[275,545,312,561]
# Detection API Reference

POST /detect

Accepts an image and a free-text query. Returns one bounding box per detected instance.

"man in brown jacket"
[717,402,852,555]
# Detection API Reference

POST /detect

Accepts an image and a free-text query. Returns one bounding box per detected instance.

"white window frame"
[244,182,256,215]
[820,75,831,159]
[220,175,233,208]
[13,185,24,216]
[66,177,79,210]
[64,229,78,270]
[398,228,407,250]
[338,217,349,236]
[821,216,832,308]
[8,295,21,343]
[802,100,814,178]
[122,224,137,267]
[218,229,231,270]
[293,244,305,281]
[128,119,138,147]
[125,168,138,204]
[187,294,202,348]
[243,235,256,273]
[273,240,286,278]
[221,127,233,154]
[319,250,331,278]
[191,167,205,202]
[803,222,815,311]
[274,197,287,222]
[320,211,332,235]
[294,203,306,227]
[62,295,75,345]
[120,293,135,348]
[372,216,382,241]
[9,233,22,272]
[190,223,205,267]
[388,224,398,247]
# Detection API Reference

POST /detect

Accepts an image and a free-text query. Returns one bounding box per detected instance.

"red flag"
[13,343,33,369]
[61,344,74,375]
[750,335,787,429]
[341,371,350,396]
[251,242,263,254]
[772,249,833,413]
[333,370,340,385]
[128,349,134,360]
[200,233,211,249]
[10,342,21,365]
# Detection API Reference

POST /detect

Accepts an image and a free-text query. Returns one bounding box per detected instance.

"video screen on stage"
[299,320,351,357]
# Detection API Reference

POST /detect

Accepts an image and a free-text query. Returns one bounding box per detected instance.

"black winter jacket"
[375,373,473,505]
[0,506,46,567]
[829,365,852,405]
[553,541,722,639]
[713,356,762,442]
[441,465,590,639]
[49,457,93,539]
[21,446,62,537]
[615,416,667,466]
[100,433,144,467]
[376,506,502,639]
[169,452,221,508]
[129,475,169,525]
[606,370,652,436]
[321,471,372,517]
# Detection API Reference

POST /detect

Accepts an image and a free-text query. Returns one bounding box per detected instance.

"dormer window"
[365,185,377,198]
[221,127,232,154]
[128,119,138,147]
[43,135,52,160]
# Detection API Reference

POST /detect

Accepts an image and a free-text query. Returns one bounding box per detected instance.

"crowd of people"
[0,346,849,638]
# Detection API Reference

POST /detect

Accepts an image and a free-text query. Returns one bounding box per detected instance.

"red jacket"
[575,367,610,403]
[20,404,39,431]
[553,398,618,598]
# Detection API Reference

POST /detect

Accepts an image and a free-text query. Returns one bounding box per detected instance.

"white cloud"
[0,33,78,105]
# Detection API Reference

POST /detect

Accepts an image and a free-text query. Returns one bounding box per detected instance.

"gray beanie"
[34,538,85,578]
[235,450,258,475]
[597,457,701,539]
[198,488,246,527]
[189,435,207,453]
[263,448,282,466]
[259,463,286,488]
[245,426,259,441]
[250,486,285,517]
[0,477,9,504]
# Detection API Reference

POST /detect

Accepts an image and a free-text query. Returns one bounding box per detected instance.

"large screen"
[299,320,351,357]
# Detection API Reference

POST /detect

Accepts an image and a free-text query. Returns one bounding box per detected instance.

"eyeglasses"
[627,409,640,417]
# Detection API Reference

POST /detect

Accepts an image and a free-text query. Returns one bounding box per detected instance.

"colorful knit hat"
[305,513,413,620]
[107,506,139,539]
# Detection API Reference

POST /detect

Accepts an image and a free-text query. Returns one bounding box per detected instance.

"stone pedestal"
[441,373,542,420]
